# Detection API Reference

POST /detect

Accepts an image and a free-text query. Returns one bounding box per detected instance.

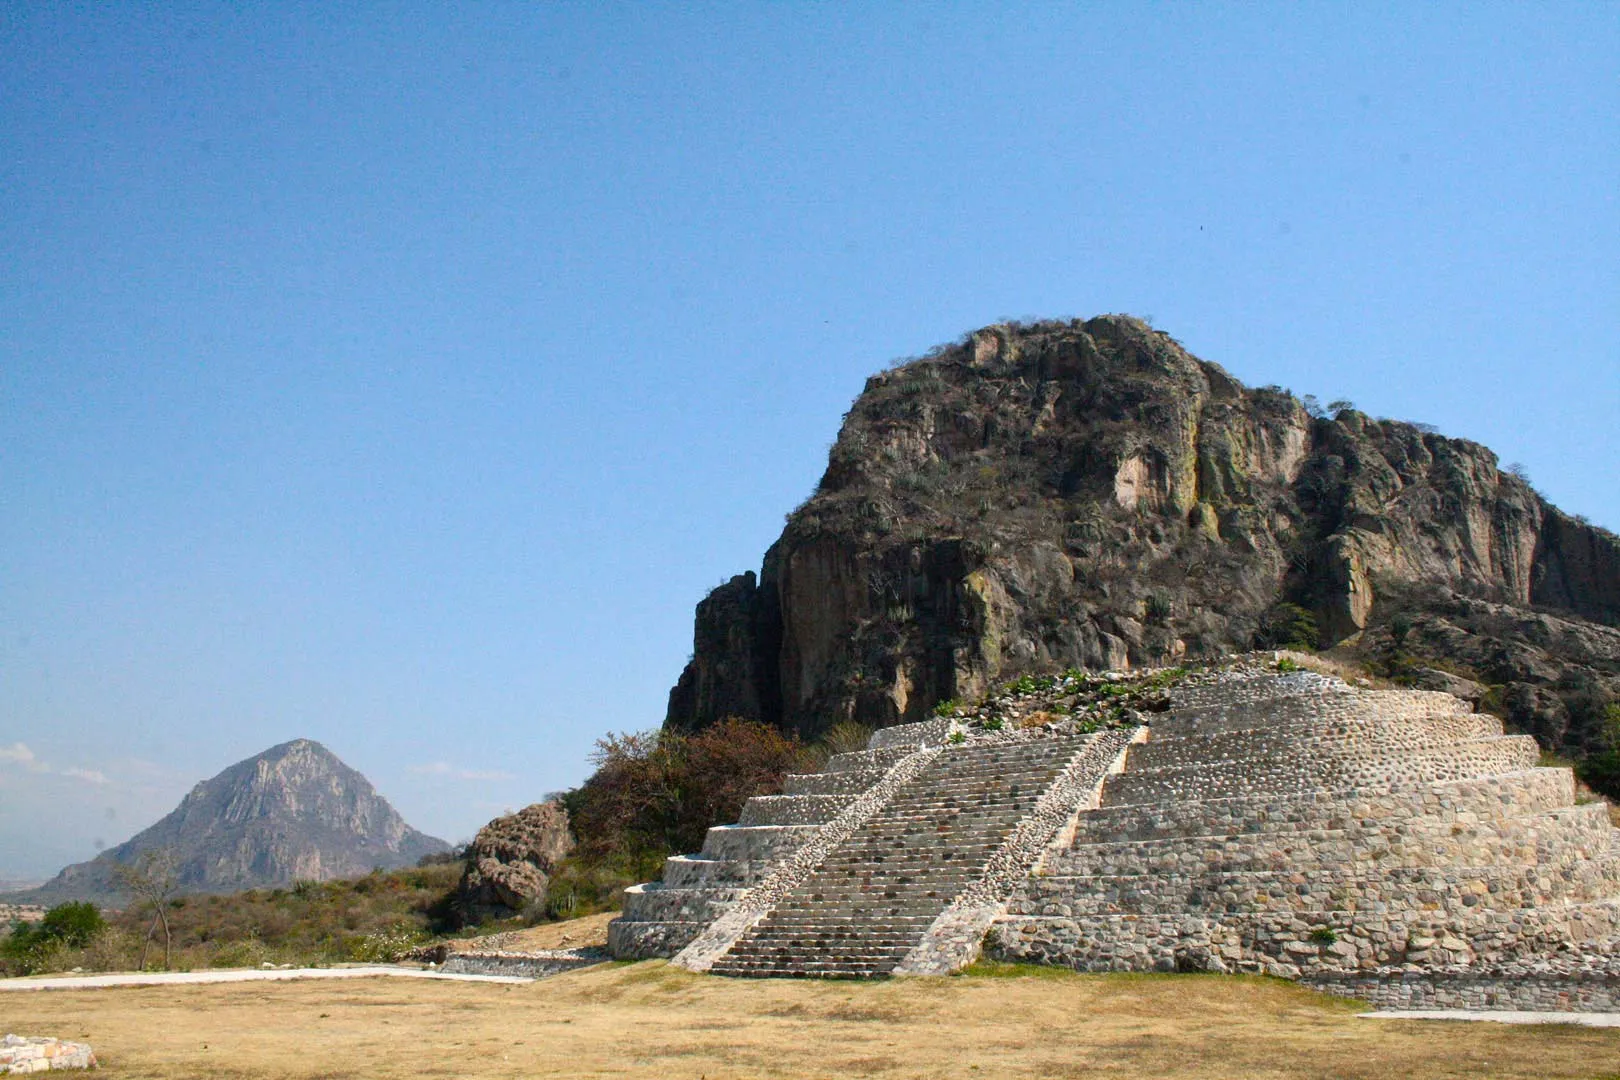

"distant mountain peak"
[18,741,449,904]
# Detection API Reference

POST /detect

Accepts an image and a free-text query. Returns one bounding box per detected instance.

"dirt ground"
[4,960,1619,1079]
[444,910,616,953]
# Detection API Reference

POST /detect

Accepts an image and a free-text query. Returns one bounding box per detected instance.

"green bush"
[1,901,108,975]
[38,901,106,947]
[1577,751,1620,800]
[1256,603,1319,652]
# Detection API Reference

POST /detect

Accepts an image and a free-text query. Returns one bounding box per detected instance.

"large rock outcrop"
[454,801,573,921]
[666,316,1620,758]
[15,739,448,904]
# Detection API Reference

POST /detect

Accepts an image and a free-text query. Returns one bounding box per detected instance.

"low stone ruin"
[1,1035,96,1074]
[610,656,1620,1009]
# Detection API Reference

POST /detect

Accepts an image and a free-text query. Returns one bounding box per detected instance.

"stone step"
[618,883,744,923]
[988,899,1620,974]
[1158,684,1473,737]
[739,794,858,826]
[782,769,888,796]
[697,823,822,862]
[1070,769,1575,844]
[1165,671,1344,710]
[1012,855,1620,918]
[825,746,916,773]
[1045,803,1616,877]
[1102,736,1540,806]
[869,719,954,748]
[1129,712,1503,772]
[707,730,1094,978]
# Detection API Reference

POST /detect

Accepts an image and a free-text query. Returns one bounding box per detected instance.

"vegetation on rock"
[665,315,1620,791]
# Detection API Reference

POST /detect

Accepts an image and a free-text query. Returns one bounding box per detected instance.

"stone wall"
[982,666,1620,1007]
[1,1035,95,1074]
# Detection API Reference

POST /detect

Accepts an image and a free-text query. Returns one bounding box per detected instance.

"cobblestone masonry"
[615,659,1620,1006]
[1,1035,96,1074]
[438,948,607,978]
[984,666,1620,1008]
[610,719,952,961]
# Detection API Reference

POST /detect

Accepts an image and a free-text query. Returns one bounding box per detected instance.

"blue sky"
[2,4,1615,880]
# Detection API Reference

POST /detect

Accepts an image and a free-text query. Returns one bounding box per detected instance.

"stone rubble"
[1,1035,96,1074]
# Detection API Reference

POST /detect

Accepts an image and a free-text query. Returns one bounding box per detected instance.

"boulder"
[455,802,573,920]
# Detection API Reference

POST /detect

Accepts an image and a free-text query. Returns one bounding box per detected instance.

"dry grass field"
[5,959,1619,1079]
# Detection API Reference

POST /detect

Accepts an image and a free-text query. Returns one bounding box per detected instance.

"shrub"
[38,901,106,948]
[0,901,108,975]
[1256,603,1319,651]
[1577,751,1620,800]
[568,717,806,874]
[1308,927,1338,945]
[818,721,873,757]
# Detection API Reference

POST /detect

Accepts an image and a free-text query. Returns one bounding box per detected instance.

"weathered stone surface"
[454,802,573,921]
[632,657,1620,1007]
[982,663,1620,1008]
[663,316,1620,767]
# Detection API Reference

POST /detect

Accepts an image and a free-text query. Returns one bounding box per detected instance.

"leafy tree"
[566,718,808,879]
[38,901,105,947]
[0,901,107,975]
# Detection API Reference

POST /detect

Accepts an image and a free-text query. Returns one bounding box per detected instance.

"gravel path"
[0,965,532,991]
[1362,1009,1620,1027]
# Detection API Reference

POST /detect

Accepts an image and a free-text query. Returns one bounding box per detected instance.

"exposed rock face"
[454,801,573,921]
[666,316,1620,757]
[20,739,448,903]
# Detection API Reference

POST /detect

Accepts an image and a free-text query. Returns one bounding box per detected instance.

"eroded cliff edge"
[667,316,1620,755]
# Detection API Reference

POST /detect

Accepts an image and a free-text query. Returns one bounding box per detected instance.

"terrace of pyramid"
[608,655,1620,1010]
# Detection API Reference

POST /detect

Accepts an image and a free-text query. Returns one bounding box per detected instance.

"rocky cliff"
[667,316,1620,758]
[20,739,448,903]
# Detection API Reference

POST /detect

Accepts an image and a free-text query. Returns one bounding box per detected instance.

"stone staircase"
[707,735,1096,978]
[614,659,1620,1008]
[608,723,944,960]
[985,667,1620,1009]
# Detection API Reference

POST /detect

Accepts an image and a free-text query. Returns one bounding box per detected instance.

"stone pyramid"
[609,657,1620,1009]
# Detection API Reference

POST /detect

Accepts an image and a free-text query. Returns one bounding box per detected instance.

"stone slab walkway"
[0,965,533,991]
[1361,1010,1620,1027]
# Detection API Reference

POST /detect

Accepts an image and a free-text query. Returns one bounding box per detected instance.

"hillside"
[15,739,448,904]
[667,316,1620,767]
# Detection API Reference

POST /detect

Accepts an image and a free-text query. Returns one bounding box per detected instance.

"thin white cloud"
[0,743,111,784]
[0,743,46,771]
[408,761,515,782]
[61,767,110,785]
